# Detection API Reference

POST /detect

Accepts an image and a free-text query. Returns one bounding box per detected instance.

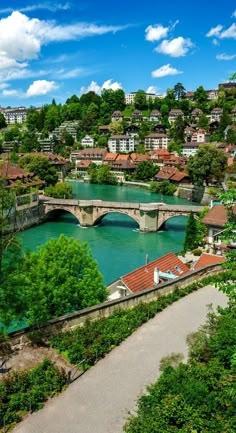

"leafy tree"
[89,164,117,185]
[134,90,148,110]
[0,112,6,129]
[171,115,185,142]
[184,211,199,251]
[20,131,39,152]
[19,235,107,326]
[173,82,186,100]
[226,127,236,144]
[66,94,80,104]
[194,85,208,104]
[19,154,58,186]
[101,88,125,112]
[187,144,227,186]
[149,180,176,196]
[108,121,124,135]
[135,161,158,181]
[80,91,101,107]
[45,182,72,199]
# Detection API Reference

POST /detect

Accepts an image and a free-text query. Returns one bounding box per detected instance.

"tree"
[171,115,185,142]
[197,114,209,129]
[226,128,236,144]
[0,112,6,129]
[19,154,58,186]
[108,121,124,135]
[101,88,125,112]
[173,82,186,100]
[45,182,72,199]
[194,86,208,104]
[135,161,158,181]
[15,235,107,326]
[187,144,227,186]
[184,212,198,251]
[89,164,117,185]
[134,90,148,110]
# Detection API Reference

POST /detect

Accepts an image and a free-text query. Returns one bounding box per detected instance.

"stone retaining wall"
[6,263,224,349]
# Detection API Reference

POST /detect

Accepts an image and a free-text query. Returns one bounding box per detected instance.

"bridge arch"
[93,210,140,227]
[44,205,80,224]
[157,211,199,230]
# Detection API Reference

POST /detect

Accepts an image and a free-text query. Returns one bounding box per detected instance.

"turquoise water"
[18,183,197,285]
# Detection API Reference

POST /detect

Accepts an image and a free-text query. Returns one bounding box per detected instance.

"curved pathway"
[13,286,228,433]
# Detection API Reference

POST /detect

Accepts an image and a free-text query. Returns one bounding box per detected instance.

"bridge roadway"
[13,285,227,433]
[42,199,204,232]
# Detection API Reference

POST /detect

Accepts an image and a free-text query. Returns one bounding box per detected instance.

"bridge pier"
[139,205,159,232]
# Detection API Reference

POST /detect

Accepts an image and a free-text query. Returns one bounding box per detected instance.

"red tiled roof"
[194,253,226,270]
[203,204,236,227]
[170,172,188,182]
[116,154,130,161]
[121,252,189,294]
[76,160,91,168]
[130,153,150,162]
[104,153,118,161]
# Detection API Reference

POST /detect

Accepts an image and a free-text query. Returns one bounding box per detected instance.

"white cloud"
[56,67,86,79]
[26,80,58,97]
[146,86,159,94]
[220,23,236,39]
[206,24,223,37]
[0,3,71,14]
[207,23,236,39]
[80,79,123,95]
[212,38,220,45]
[232,10,236,18]
[216,53,236,60]
[2,89,21,97]
[145,24,169,42]
[151,64,182,78]
[155,37,193,57]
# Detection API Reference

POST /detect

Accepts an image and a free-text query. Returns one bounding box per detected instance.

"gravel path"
[13,285,228,433]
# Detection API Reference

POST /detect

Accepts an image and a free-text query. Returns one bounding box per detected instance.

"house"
[110,155,136,181]
[0,161,42,213]
[181,142,201,157]
[206,89,218,100]
[202,204,236,245]
[70,148,107,165]
[108,135,136,153]
[125,124,140,137]
[193,253,226,270]
[184,126,195,142]
[111,111,123,122]
[191,129,210,143]
[108,252,190,298]
[149,149,171,166]
[168,109,184,124]
[185,91,195,100]
[2,107,27,124]
[75,160,91,177]
[155,166,189,184]
[103,152,119,163]
[153,124,166,134]
[144,133,170,150]
[98,125,110,135]
[81,135,94,148]
[130,153,150,166]
[191,108,203,122]
[131,110,143,122]
[149,109,161,122]
[24,152,69,180]
[210,107,223,122]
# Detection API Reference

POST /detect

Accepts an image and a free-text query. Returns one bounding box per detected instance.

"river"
[18,183,198,285]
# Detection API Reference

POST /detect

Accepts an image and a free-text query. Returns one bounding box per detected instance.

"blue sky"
[0,0,235,107]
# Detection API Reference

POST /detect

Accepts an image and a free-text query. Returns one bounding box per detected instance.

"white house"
[81,135,94,147]
[181,142,201,157]
[108,135,136,153]
[144,133,170,150]
[168,109,184,124]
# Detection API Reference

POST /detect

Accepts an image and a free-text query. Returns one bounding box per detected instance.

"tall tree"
[184,211,198,251]
[19,154,58,186]
[173,82,186,100]
[187,144,227,186]
[194,86,208,104]
[134,90,148,110]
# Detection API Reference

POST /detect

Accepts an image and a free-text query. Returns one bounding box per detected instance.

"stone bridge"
[42,199,204,232]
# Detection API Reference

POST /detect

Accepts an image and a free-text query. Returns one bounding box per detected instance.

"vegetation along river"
[19,183,199,285]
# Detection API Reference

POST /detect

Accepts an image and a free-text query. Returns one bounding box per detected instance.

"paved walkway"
[13,286,228,433]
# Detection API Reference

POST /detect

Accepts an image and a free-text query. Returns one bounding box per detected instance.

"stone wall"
[177,184,211,205]
[6,263,224,349]
[6,202,44,233]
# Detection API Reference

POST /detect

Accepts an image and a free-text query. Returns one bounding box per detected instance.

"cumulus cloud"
[151,64,182,78]
[207,23,236,39]
[0,11,128,85]
[146,86,159,94]
[145,24,169,41]
[26,80,58,97]
[80,79,123,95]
[216,53,236,60]
[155,37,193,57]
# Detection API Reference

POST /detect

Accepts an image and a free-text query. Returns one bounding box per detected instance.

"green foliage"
[184,212,199,252]
[45,182,72,199]
[19,154,58,186]
[0,359,66,431]
[21,234,107,326]
[134,90,148,110]
[191,248,202,256]
[89,164,117,185]
[124,302,236,433]
[135,161,158,181]
[187,144,227,186]
[149,180,177,196]
[173,82,186,100]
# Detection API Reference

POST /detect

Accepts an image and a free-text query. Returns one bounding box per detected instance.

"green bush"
[0,359,66,431]
[192,248,202,256]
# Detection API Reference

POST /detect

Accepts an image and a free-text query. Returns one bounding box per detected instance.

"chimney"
[154,267,159,285]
